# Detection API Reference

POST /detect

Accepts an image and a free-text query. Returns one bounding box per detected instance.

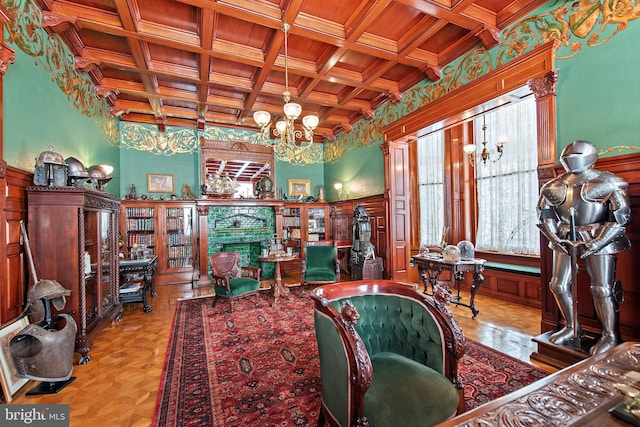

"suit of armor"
[537,141,631,355]
[351,205,375,267]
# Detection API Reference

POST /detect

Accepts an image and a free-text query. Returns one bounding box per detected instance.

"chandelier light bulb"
[275,120,287,134]
[302,114,319,130]
[253,110,271,126]
[283,102,302,120]
[463,144,476,154]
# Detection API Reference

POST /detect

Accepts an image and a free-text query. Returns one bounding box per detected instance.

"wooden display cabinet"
[27,187,122,364]
[121,200,196,285]
[282,202,330,273]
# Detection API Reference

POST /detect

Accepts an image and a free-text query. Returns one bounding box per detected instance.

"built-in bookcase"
[122,201,196,285]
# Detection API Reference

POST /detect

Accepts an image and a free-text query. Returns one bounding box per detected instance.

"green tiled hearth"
[207,206,276,279]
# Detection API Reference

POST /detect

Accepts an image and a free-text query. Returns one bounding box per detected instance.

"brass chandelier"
[253,23,319,151]
[463,115,506,167]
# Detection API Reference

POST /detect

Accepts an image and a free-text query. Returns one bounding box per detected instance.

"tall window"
[474,97,539,255]
[417,131,445,246]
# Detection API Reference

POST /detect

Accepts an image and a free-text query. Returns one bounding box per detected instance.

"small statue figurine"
[255,177,275,199]
[127,184,137,200]
[181,184,197,200]
[537,140,632,355]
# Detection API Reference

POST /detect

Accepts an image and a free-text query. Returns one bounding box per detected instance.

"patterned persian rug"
[153,288,548,426]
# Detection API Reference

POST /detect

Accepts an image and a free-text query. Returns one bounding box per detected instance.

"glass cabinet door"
[100,211,115,310]
[307,207,327,242]
[283,207,302,256]
[165,206,193,270]
[124,205,156,257]
[83,210,99,325]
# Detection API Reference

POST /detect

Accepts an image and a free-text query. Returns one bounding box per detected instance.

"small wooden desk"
[439,342,640,426]
[411,254,485,318]
[258,254,297,306]
[119,256,158,312]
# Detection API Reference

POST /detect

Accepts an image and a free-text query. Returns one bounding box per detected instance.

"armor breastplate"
[10,314,77,382]
[543,175,613,226]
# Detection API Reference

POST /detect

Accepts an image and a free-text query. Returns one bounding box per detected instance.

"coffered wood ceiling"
[35,0,547,142]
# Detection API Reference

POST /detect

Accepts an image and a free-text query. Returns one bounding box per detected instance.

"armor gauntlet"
[582,223,626,258]
[537,202,567,254]
[537,221,568,254]
[581,186,632,257]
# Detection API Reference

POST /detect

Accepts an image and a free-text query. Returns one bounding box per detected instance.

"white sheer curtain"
[417,131,445,246]
[474,97,539,255]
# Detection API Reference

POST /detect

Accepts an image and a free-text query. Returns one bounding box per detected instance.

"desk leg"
[142,283,152,313]
[272,262,290,306]
[468,272,483,318]
[451,271,464,302]
[417,265,442,296]
[146,267,158,297]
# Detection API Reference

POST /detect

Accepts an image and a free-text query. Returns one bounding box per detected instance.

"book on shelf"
[120,282,142,293]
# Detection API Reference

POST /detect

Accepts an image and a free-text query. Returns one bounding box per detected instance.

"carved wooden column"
[0,4,18,323]
[381,138,410,281]
[528,69,560,335]
[195,203,210,286]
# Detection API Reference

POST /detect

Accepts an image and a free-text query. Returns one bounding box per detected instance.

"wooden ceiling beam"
[113,0,164,121]
[197,8,215,126]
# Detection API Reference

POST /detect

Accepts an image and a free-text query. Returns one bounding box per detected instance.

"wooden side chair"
[301,240,340,288]
[311,280,466,427]
[209,251,261,312]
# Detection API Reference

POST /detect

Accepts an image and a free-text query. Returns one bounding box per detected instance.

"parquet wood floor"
[7,276,556,426]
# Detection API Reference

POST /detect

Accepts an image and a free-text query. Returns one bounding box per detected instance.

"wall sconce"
[334,182,345,200]
[463,115,506,167]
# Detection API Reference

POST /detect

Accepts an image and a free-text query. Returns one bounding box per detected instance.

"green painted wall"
[3,47,120,194]
[119,147,199,199]
[323,143,384,201]
[275,159,324,200]
[556,21,640,154]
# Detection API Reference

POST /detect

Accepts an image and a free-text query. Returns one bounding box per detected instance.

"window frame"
[382,42,558,279]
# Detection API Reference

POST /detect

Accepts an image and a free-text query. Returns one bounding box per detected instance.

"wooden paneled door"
[381,140,411,282]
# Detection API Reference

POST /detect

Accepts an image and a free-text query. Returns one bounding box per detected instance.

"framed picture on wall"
[288,179,311,197]
[147,173,174,193]
[0,316,30,402]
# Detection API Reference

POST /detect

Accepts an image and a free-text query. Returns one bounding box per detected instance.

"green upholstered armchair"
[209,251,261,312]
[311,280,466,427]
[301,240,340,287]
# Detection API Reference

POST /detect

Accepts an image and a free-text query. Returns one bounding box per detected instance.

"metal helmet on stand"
[26,279,71,323]
[87,165,113,191]
[33,145,68,187]
[65,156,89,187]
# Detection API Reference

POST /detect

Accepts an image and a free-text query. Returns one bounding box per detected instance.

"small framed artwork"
[288,179,311,197]
[147,173,174,193]
[0,317,30,402]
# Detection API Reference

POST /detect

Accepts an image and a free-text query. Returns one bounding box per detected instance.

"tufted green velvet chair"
[209,251,261,312]
[311,280,466,427]
[301,240,340,287]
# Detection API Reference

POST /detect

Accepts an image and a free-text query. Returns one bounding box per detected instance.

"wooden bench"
[480,261,541,307]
